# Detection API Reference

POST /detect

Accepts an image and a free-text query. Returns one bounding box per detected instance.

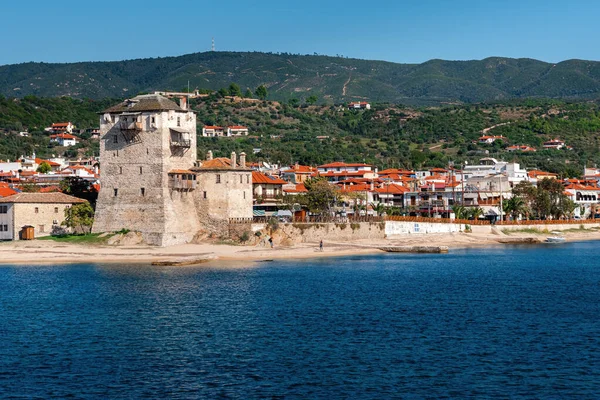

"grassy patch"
[37,233,113,244]
[501,228,550,235]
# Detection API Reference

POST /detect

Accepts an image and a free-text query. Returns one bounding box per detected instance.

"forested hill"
[3,52,600,104]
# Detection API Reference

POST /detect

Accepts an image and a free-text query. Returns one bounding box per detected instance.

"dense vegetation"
[0,95,113,160]
[5,52,600,103]
[2,94,600,177]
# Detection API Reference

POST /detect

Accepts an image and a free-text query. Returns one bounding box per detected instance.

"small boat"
[546,231,566,243]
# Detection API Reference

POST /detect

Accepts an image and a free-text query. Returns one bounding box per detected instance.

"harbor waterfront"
[1,243,599,398]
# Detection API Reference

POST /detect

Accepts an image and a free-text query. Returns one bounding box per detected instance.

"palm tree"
[469,206,484,220]
[452,204,467,219]
[370,202,386,217]
[503,196,527,221]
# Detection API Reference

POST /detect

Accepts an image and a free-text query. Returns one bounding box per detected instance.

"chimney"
[240,152,246,168]
[295,161,299,169]
[179,96,188,110]
[231,151,237,168]
[207,150,213,160]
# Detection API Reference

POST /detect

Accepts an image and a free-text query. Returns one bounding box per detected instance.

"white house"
[227,125,249,136]
[50,133,78,147]
[543,139,565,149]
[202,126,225,137]
[348,102,371,110]
[50,122,74,134]
[478,135,505,144]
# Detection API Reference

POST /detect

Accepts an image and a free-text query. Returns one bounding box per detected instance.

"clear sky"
[2,0,599,66]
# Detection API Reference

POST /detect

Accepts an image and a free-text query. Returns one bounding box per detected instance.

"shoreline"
[1,230,599,266]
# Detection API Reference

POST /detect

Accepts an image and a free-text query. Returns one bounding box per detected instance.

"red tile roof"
[284,183,308,193]
[50,133,77,140]
[252,171,287,185]
[528,170,558,178]
[287,164,316,174]
[0,186,17,197]
[373,184,410,194]
[318,162,372,168]
[35,158,61,167]
[379,168,414,175]
[39,186,61,193]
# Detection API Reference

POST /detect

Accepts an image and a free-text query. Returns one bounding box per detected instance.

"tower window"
[177,117,181,127]
[113,135,118,143]
[35,207,39,214]
[120,166,123,174]
[114,188,118,197]
[151,117,156,123]
[216,174,221,184]
[140,166,143,174]
[54,207,59,213]
[141,188,145,196]
[240,175,243,184]
[203,191,207,199]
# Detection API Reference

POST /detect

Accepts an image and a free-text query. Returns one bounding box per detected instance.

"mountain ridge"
[3,51,600,104]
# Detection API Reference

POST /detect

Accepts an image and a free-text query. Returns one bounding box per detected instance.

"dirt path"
[342,73,352,96]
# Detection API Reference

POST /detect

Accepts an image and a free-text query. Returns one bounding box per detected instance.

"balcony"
[120,121,142,131]
[170,128,191,148]
[168,172,196,191]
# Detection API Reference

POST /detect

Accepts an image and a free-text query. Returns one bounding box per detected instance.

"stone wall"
[270,222,386,245]
[385,220,464,237]
[194,169,253,233]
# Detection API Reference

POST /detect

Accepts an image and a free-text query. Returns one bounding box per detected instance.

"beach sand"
[1,228,599,266]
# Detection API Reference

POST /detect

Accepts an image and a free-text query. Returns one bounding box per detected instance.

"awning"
[274,210,292,217]
[170,127,190,134]
[253,210,266,217]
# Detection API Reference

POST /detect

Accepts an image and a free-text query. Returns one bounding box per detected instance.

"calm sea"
[1,242,599,399]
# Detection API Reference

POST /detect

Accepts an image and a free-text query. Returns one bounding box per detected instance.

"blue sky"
[1,0,598,66]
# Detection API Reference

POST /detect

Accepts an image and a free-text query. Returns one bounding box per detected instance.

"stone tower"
[92,94,199,245]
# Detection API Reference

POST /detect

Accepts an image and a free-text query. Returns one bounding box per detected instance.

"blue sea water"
[1,242,600,399]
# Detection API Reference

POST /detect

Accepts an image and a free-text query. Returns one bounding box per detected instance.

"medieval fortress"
[92,94,253,246]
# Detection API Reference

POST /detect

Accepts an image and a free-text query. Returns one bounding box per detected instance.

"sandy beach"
[1,229,599,266]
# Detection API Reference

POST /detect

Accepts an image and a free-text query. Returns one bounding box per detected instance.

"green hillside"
[3,52,600,103]
[2,94,600,178]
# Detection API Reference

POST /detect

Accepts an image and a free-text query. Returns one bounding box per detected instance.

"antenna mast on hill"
[211,37,215,52]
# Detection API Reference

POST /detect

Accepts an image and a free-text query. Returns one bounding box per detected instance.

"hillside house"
[50,133,78,146]
[227,125,249,136]
[50,122,74,134]
[478,135,506,144]
[0,192,86,240]
[202,125,225,137]
[507,145,537,152]
[348,102,371,110]
[543,139,565,149]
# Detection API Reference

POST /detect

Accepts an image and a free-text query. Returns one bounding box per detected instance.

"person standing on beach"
[269,237,273,248]
[319,240,323,252]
